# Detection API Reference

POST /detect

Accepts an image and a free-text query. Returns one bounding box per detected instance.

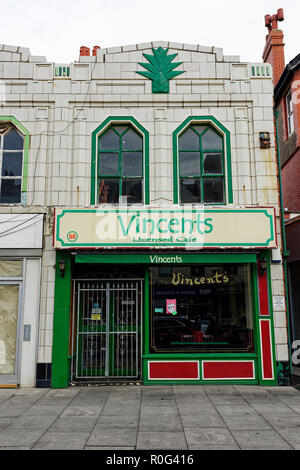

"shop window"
[98,125,143,204]
[286,89,294,137]
[150,264,254,353]
[0,124,24,204]
[178,125,225,204]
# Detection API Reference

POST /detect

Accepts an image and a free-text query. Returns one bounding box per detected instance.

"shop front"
[52,207,279,387]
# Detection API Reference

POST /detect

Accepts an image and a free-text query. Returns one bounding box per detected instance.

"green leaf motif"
[136,47,185,93]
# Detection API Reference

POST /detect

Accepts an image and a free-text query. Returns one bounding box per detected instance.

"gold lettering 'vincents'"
[171,272,229,286]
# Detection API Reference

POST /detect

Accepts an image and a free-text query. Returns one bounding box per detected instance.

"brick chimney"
[262,8,285,86]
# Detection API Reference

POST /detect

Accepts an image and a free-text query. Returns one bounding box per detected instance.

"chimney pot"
[92,46,101,56]
[80,46,90,57]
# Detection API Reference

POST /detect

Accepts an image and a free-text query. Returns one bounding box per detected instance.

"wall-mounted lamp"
[259,259,268,276]
[259,132,271,149]
[58,259,66,278]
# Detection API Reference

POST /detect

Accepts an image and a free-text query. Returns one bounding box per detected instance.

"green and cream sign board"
[54,207,277,249]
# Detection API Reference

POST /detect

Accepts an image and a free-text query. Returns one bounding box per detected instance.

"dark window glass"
[191,125,207,135]
[180,179,201,203]
[203,153,223,174]
[98,178,119,204]
[202,128,223,150]
[178,124,225,204]
[113,125,129,135]
[2,152,23,177]
[203,179,224,203]
[122,179,142,203]
[3,129,24,151]
[122,152,143,177]
[179,128,199,151]
[99,129,119,151]
[98,124,144,204]
[99,153,119,175]
[122,129,143,151]
[179,152,200,176]
[150,264,254,353]
[0,179,21,203]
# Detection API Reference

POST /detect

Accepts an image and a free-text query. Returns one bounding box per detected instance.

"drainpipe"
[274,109,293,385]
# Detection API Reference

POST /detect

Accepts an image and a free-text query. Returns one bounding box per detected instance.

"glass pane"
[191,125,207,135]
[122,152,143,177]
[122,179,142,204]
[201,128,223,150]
[180,178,201,203]
[179,152,200,176]
[0,284,19,375]
[99,153,119,175]
[99,129,119,151]
[3,129,23,151]
[150,264,254,353]
[203,178,224,203]
[203,153,223,174]
[122,129,143,151]
[2,152,23,177]
[0,260,22,277]
[98,178,119,204]
[0,179,21,203]
[112,125,129,135]
[179,128,200,151]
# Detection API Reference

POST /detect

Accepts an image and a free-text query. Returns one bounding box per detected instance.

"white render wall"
[0,41,288,364]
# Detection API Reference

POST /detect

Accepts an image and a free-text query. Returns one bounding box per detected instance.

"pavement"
[0,385,300,450]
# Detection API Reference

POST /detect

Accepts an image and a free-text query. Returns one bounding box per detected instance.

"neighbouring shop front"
[52,207,279,387]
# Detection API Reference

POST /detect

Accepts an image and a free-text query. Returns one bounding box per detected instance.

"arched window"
[0,124,24,203]
[91,117,149,206]
[173,116,232,205]
[98,124,143,204]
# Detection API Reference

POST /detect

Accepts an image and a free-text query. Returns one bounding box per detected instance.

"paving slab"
[32,431,90,450]
[87,427,137,447]
[221,414,272,431]
[0,429,43,448]
[4,415,57,430]
[137,431,187,450]
[231,430,293,450]
[184,427,237,447]
[47,416,99,432]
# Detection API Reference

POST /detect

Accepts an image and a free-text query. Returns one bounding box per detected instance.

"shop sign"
[54,207,277,249]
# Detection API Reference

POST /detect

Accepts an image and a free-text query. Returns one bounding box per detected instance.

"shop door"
[0,282,22,385]
[72,280,142,381]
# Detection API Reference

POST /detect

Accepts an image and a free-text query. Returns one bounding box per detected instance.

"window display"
[150,264,254,353]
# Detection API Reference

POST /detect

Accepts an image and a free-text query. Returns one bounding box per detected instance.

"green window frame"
[0,116,30,205]
[173,116,233,205]
[91,117,149,205]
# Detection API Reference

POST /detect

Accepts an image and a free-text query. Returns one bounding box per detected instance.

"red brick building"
[263,9,300,380]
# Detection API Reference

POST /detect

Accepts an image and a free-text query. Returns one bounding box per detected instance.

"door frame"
[0,280,23,385]
[71,278,143,381]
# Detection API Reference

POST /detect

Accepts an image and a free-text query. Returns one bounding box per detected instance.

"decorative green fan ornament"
[136,47,185,93]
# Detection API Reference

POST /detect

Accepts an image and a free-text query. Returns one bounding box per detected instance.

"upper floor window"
[0,124,24,204]
[98,124,143,204]
[286,90,294,137]
[178,124,225,204]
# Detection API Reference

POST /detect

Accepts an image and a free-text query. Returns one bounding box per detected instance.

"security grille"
[71,280,142,381]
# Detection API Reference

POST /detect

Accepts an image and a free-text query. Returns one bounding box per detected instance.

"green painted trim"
[51,252,72,388]
[142,358,259,385]
[75,253,257,265]
[90,116,150,205]
[0,116,30,197]
[143,267,150,358]
[56,208,275,248]
[172,116,233,205]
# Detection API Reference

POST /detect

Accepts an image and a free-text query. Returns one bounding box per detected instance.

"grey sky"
[1,0,299,65]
